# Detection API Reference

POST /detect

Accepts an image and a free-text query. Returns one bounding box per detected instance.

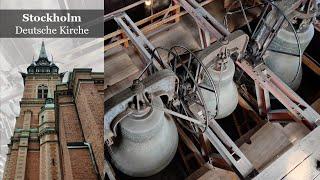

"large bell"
[109,96,178,177]
[264,24,314,90]
[201,57,238,119]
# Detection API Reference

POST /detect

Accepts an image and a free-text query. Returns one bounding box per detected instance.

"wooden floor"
[254,126,320,180]
[240,122,310,171]
[186,163,238,180]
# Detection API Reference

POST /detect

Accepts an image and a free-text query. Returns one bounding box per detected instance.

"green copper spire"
[45,89,54,106]
[39,41,48,59]
[47,89,53,99]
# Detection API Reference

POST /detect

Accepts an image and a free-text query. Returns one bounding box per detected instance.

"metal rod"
[152,104,206,127]
[238,0,253,34]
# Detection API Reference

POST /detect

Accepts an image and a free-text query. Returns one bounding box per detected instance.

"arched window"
[37,85,48,99]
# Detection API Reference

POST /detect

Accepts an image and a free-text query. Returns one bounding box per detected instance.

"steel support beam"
[204,120,255,178]
[190,111,255,178]
[236,60,320,129]
[176,0,230,49]
[177,0,230,38]
[198,26,211,49]
[159,102,255,178]
[113,13,164,70]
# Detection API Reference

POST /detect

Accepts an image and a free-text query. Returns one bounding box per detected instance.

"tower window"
[37,85,48,99]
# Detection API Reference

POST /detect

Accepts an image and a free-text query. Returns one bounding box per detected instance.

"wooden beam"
[267,109,293,121]
[311,98,320,114]
[104,0,215,51]
[104,0,146,21]
[104,5,181,42]
[302,54,320,76]
[208,154,233,171]
[238,93,264,124]
[176,124,206,165]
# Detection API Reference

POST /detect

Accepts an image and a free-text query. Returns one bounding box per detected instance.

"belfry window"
[37,85,48,99]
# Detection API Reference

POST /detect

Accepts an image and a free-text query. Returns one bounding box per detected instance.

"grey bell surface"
[201,57,238,119]
[264,24,314,90]
[109,96,179,177]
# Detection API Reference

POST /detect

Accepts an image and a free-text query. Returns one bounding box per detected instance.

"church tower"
[3,42,64,180]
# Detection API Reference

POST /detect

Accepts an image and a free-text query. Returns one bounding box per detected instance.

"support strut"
[237,61,320,129]
[113,13,164,70]
[176,0,230,48]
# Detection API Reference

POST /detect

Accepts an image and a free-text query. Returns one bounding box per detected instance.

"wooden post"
[121,33,129,48]
[174,2,181,23]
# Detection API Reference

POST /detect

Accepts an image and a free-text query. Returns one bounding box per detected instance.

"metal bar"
[236,60,320,128]
[113,13,164,70]
[187,110,255,178]
[264,89,271,112]
[237,0,252,34]
[204,121,255,178]
[176,0,230,39]
[198,26,212,49]
[152,105,206,127]
[158,101,255,177]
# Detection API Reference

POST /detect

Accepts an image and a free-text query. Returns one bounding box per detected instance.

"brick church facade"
[3,42,104,180]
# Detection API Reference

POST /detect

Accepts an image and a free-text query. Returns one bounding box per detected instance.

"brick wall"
[23,76,61,99]
[57,93,98,179]
[3,150,18,180]
[69,149,97,180]
[75,82,104,178]
[15,106,43,129]
[3,73,62,179]
[58,96,84,143]
[4,69,105,180]
[26,151,39,180]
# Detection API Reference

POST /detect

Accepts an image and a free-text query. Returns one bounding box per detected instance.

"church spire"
[27,41,59,74]
[39,41,48,59]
